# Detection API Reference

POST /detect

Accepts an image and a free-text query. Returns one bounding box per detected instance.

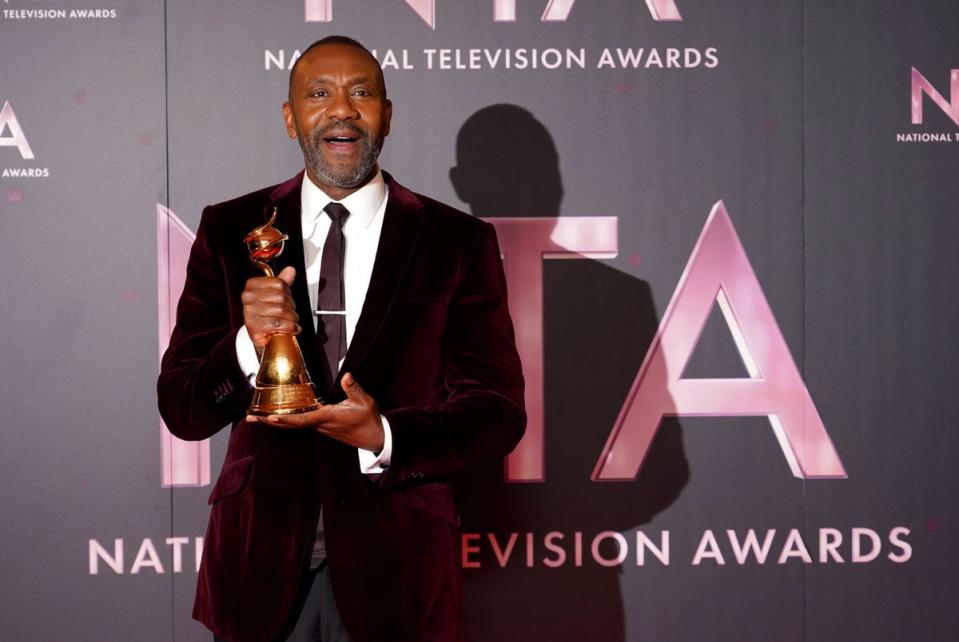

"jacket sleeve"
[157,206,252,441]
[381,221,526,486]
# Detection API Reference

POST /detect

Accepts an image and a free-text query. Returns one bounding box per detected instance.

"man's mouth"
[320,126,364,151]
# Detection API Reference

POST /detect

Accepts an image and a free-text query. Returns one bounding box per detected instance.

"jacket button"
[411,471,424,479]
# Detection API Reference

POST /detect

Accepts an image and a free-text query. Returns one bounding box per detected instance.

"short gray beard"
[298,122,383,189]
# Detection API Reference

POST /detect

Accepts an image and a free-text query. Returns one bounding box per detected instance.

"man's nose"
[326,90,359,121]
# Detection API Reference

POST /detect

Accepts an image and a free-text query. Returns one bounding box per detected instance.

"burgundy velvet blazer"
[157,171,526,642]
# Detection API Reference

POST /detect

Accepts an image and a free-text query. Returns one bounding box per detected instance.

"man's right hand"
[241,265,301,352]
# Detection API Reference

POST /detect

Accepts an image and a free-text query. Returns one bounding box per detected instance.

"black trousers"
[214,565,351,642]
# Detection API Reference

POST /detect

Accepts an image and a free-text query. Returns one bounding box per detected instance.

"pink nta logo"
[0,101,35,160]
[157,202,845,487]
[157,205,211,487]
[911,67,959,126]
[593,202,846,481]
[304,0,682,28]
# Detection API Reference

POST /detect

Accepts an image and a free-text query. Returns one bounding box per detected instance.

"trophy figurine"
[244,207,323,415]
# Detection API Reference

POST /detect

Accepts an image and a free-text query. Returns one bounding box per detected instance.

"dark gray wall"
[1,0,956,639]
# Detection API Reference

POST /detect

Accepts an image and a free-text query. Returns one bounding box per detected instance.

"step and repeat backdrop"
[2,0,958,640]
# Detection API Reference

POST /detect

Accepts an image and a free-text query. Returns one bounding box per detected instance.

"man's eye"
[310,90,328,98]
[352,89,371,97]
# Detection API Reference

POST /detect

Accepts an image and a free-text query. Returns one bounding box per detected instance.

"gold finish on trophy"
[244,207,323,415]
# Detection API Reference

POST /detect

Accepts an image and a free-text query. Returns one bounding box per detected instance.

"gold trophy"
[244,207,323,415]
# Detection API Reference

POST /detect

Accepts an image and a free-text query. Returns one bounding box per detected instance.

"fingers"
[241,272,300,345]
[277,265,296,286]
[246,405,331,428]
[246,380,382,451]
[341,373,371,404]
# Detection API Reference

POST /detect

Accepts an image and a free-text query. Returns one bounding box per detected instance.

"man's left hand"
[246,373,385,452]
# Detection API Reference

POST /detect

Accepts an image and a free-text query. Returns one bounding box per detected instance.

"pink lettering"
[489,532,519,567]
[911,67,959,126]
[543,531,566,567]
[541,0,681,21]
[304,0,331,21]
[691,529,725,565]
[0,101,35,160]
[636,530,670,566]
[887,527,912,563]
[643,0,683,21]
[591,531,629,567]
[852,527,881,563]
[461,533,481,568]
[488,217,618,482]
[157,205,211,487]
[726,528,775,564]
[306,0,436,28]
[819,528,843,563]
[777,529,813,564]
[493,0,515,21]
[306,0,682,26]
[593,202,846,481]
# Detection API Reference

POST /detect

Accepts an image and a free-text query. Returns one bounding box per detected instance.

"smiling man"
[158,36,525,642]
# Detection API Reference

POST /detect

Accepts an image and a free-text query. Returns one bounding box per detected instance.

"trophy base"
[249,383,322,416]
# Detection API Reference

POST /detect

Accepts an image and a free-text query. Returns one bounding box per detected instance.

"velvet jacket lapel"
[339,172,425,387]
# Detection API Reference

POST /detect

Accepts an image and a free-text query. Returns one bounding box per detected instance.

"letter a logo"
[593,202,846,481]
[538,0,682,21]
[0,101,35,160]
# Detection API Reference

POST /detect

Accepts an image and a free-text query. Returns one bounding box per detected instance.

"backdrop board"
[1,0,957,640]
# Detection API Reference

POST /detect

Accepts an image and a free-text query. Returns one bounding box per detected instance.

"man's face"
[283,44,392,197]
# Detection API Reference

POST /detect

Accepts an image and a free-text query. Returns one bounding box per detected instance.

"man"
[158,36,525,642]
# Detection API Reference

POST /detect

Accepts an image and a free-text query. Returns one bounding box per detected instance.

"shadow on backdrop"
[450,104,690,642]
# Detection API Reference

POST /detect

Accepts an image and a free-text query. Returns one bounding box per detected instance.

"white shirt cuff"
[235,326,260,383]
[358,415,392,474]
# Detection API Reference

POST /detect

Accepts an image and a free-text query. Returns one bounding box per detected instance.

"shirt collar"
[300,169,387,233]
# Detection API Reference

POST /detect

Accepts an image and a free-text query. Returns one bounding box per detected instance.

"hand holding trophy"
[244,207,323,415]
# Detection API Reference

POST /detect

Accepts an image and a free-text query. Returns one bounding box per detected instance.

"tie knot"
[324,202,350,228]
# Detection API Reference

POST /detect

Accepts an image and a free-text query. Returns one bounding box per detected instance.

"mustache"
[314,121,367,141]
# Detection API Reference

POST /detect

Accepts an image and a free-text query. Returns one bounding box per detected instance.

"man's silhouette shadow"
[449,104,690,641]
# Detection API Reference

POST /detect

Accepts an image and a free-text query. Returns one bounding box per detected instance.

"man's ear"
[282,101,297,140]
[383,99,393,137]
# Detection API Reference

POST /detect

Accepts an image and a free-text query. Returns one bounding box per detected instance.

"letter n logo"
[593,202,846,481]
[157,205,211,487]
[911,67,959,126]
[305,0,436,28]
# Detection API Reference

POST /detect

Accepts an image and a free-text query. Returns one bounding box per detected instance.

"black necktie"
[316,202,350,387]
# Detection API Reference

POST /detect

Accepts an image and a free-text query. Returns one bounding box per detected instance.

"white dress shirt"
[235,170,393,473]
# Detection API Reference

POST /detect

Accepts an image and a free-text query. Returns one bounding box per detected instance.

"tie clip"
[314,310,347,315]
